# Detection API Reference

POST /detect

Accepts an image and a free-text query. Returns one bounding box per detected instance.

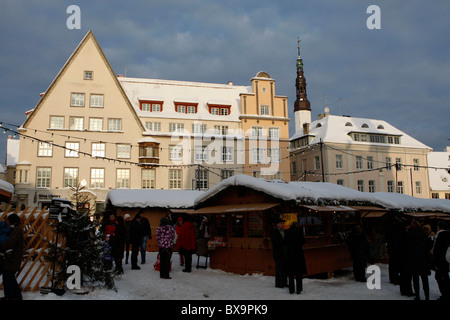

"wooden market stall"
[191,183,359,277]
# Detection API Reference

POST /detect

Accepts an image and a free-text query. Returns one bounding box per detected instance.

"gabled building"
[10,31,291,209]
[290,41,433,198]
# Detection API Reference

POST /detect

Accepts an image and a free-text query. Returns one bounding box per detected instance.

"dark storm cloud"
[0,0,449,163]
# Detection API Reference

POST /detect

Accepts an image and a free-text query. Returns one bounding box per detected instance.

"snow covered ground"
[21,252,441,301]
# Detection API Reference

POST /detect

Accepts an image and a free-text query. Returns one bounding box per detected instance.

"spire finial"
[297,37,301,57]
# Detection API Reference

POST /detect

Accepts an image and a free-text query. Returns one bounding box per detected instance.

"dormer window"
[175,102,198,114]
[362,123,369,128]
[140,100,163,112]
[208,104,231,116]
[377,125,384,129]
[345,122,353,127]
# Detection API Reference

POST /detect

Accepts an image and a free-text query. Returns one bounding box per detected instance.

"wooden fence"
[0,205,64,292]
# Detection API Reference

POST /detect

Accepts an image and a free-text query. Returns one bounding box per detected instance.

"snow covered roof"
[290,115,431,150]
[0,179,14,195]
[105,189,204,209]
[118,76,251,123]
[195,175,450,213]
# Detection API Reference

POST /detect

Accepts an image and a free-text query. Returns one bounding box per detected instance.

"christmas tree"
[45,181,117,292]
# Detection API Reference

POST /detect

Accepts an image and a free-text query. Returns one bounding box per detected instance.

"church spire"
[294,38,311,112]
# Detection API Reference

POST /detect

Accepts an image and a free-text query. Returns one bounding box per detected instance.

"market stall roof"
[0,179,14,203]
[193,203,279,215]
[194,175,450,213]
[105,189,204,209]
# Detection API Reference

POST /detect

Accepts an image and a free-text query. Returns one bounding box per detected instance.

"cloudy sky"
[1,0,449,165]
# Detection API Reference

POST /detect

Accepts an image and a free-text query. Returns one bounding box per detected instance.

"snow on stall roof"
[194,175,450,213]
[105,189,204,209]
[0,179,14,194]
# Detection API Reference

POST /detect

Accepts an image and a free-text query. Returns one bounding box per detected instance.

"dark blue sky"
[1,0,449,165]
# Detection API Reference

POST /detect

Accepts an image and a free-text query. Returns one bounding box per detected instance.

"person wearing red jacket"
[178,215,197,272]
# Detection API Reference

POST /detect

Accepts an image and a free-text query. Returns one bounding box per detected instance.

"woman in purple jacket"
[156,217,175,279]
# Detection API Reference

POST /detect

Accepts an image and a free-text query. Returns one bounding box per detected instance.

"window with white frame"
[252,126,263,139]
[69,117,84,130]
[71,93,85,107]
[268,127,280,139]
[387,180,394,192]
[415,181,422,195]
[65,142,79,157]
[413,159,420,171]
[37,167,51,188]
[260,104,270,115]
[335,154,343,169]
[90,168,105,188]
[116,169,130,188]
[195,169,208,190]
[38,142,53,157]
[397,181,404,193]
[222,146,233,162]
[395,158,402,171]
[89,118,103,131]
[221,169,234,180]
[252,148,265,163]
[64,168,78,188]
[194,145,208,162]
[17,169,29,184]
[369,180,375,193]
[50,116,64,129]
[357,180,364,192]
[214,125,228,135]
[92,143,105,157]
[84,71,93,80]
[367,156,374,170]
[117,144,131,159]
[268,148,280,163]
[145,122,161,132]
[356,156,363,169]
[192,123,207,134]
[169,123,184,133]
[169,169,182,189]
[169,145,183,160]
[142,169,156,189]
[108,118,122,131]
[386,157,392,170]
[90,94,104,108]
[314,156,320,170]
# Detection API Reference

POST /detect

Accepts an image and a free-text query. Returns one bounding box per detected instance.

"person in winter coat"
[0,220,11,245]
[139,214,152,264]
[270,217,288,288]
[406,220,431,300]
[178,215,197,272]
[432,220,450,301]
[285,222,307,294]
[129,214,143,270]
[398,222,414,297]
[113,216,126,274]
[175,217,184,266]
[156,217,175,279]
[123,214,132,264]
[1,214,24,300]
[347,225,370,282]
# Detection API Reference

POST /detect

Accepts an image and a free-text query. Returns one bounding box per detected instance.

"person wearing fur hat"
[1,214,24,300]
[156,217,175,279]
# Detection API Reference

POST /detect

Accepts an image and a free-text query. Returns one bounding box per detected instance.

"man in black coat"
[433,221,450,301]
[129,214,142,270]
[285,222,307,294]
[270,218,288,288]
